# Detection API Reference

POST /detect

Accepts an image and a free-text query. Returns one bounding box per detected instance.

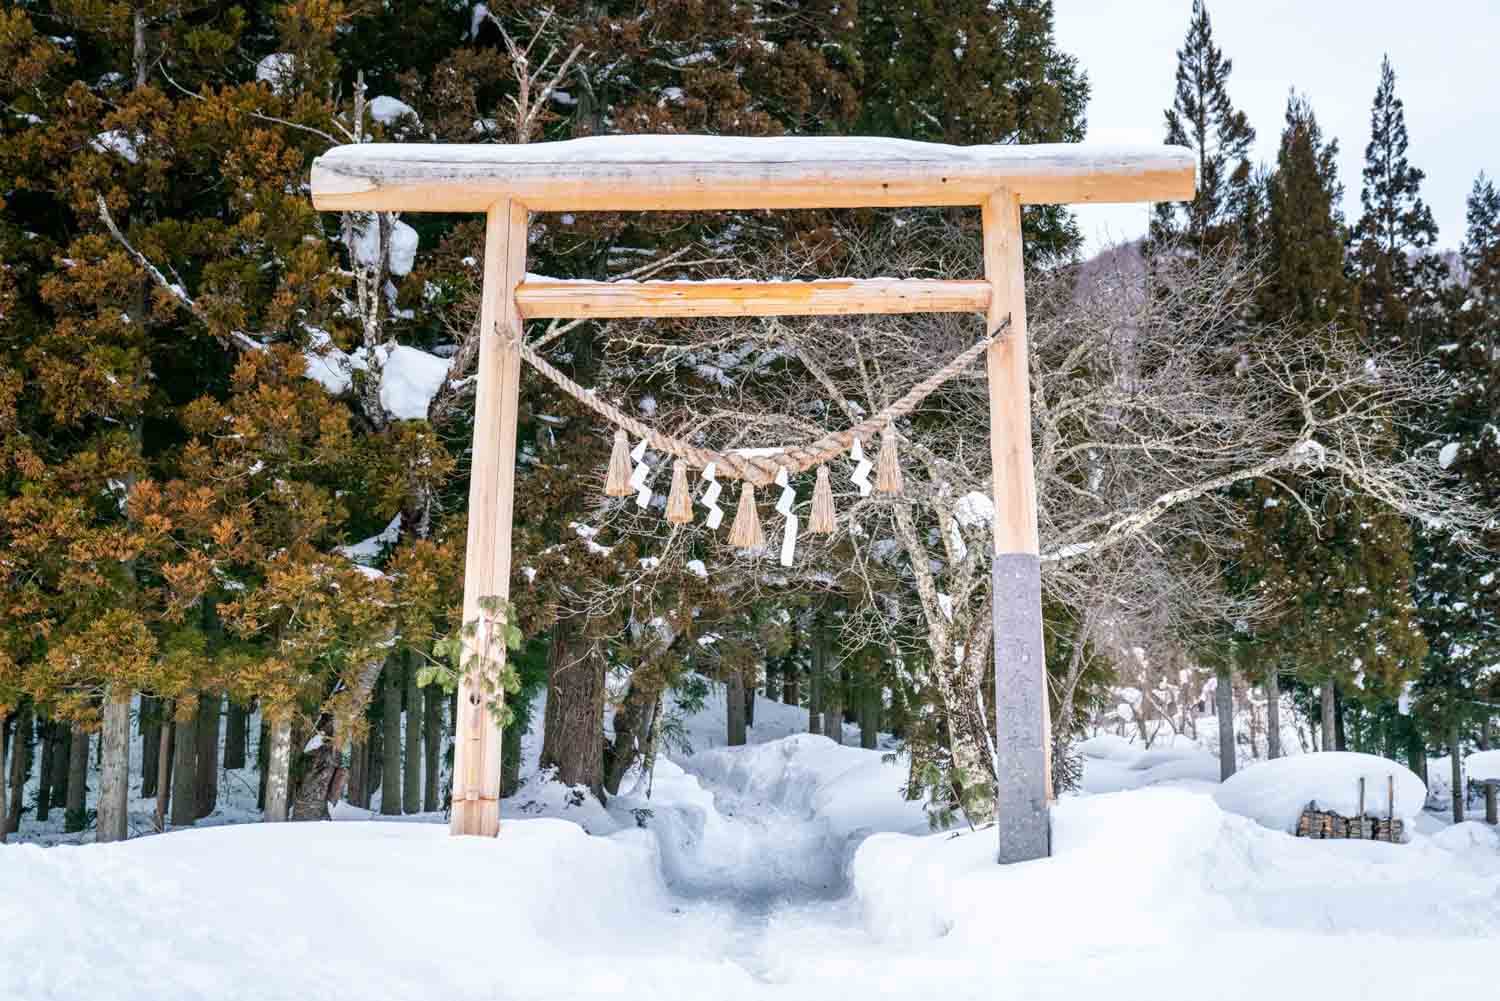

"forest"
[0,2,1497,998]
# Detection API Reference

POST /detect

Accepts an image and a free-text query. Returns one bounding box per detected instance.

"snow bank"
[1429,820,1500,854]
[1465,749,1500,784]
[1214,753,1426,834]
[1076,733,1138,761]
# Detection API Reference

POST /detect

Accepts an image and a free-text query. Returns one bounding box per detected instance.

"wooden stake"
[808,465,836,534]
[985,189,1051,864]
[665,459,693,524]
[451,199,527,838]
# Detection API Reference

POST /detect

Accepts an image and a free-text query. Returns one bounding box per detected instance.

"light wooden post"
[451,199,528,837]
[983,190,1051,864]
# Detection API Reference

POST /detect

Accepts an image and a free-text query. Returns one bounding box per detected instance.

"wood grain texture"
[514,278,991,319]
[310,137,1195,213]
[450,200,527,838]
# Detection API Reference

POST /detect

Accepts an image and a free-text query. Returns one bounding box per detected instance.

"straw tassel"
[604,428,633,497]
[808,465,836,535]
[875,426,904,495]
[665,460,693,524]
[728,482,764,550]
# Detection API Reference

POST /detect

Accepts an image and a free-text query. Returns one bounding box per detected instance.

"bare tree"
[554,216,1486,821]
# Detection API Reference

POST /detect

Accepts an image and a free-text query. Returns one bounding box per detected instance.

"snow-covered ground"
[3,689,1499,1000]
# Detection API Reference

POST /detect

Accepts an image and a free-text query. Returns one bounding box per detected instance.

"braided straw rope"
[518,315,1009,487]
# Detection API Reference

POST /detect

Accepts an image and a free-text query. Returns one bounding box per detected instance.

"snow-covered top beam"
[310,135,1195,213]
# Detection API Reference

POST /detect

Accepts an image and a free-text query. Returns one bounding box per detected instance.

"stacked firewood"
[1293,776,1405,843]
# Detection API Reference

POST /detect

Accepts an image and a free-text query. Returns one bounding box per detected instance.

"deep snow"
[3,691,1499,1001]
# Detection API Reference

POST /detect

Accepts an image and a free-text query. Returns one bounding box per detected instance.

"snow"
[339,513,402,562]
[90,130,138,163]
[1214,752,1427,834]
[3,687,1500,1000]
[1466,749,1500,784]
[316,134,1195,171]
[346,216,419,276]
[1438,441,1461,469]
[255,53,296,94]
[368,95,417,125]
[302,332,448,420]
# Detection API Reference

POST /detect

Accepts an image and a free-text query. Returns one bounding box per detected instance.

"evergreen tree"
[858,0,1090,260]
[1352,56,1444,347]
[1150,1,1257,251]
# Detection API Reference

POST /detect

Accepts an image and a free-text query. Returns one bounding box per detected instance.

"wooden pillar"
[451,199,527,837]
[983,190,1051,864]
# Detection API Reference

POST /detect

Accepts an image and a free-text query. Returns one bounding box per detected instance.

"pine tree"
[1352,56,1444,347]
[858,0,1090,260]
[1150,1,1257,251]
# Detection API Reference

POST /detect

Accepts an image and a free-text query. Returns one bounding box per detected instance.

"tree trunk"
[825,665,845,746]
[5,707,32,835]
[1320,682,1336,751]
[604,677,660,796]
[64,724,89,833]
[194,693,220,820]
[726,670,747,747]
[140,698,160,798]
[154,719,173,833]
[1449,721,1464,825]
[744,672,756,729]
[256,719,269,811]
[860,687,880,750]
[264,719,293,822]
[49,721,69,808]
[0,715,8,842]
[1334,691,1347,752]
[170,702,197,827]
[1483,718,1497,826]
[36,719,55,822]
[1264,665,1282,759]
[381,658,402,815]
[423,680,441,812]
[403,657,422,815]
[96,691,132,843]
[1215,663,1235,779]
[290,722,338,822]
[807,627,824,736]
[539,619,606,799]
[367,720,383,805]
[223,700,248,770]
[348,738,367,809]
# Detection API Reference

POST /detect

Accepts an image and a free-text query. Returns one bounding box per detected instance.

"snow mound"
[1127,745,1206,771]
[1214,753,1426,834]
[1076,733,1138,761]
[368,95,417,125]
[1428,821,1500,855]
[1466,749,1500,784]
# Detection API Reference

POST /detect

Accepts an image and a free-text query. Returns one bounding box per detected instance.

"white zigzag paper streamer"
[774,466,798,567]
[629,439,651,509]
[700,461,724,530]
[850,437,873,497]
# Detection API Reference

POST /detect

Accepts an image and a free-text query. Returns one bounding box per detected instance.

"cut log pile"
[1294,775,1405,843]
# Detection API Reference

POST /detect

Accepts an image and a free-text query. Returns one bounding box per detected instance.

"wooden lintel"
[513,278,991,320]
[310,136,1195,213]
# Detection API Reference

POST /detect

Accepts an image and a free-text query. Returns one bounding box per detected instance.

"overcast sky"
[1052,1,1500,255]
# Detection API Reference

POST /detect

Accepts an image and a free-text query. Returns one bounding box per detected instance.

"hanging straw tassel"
[808,465,836,535]
[728,482,765,550]
[665,459,693,524]
[875,426,904,494]
[604,428,633,497]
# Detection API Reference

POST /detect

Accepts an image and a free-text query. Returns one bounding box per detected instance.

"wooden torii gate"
[310,136,1193,862]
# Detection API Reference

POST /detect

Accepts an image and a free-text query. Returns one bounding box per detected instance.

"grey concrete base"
[992,553,1050,864]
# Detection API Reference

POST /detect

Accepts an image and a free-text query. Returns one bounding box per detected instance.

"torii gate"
[310,136,1193,863]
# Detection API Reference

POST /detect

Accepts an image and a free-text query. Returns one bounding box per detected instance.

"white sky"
[1053,0,1500,255]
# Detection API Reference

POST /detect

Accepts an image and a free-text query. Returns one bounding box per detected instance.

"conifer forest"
[0,3,1497,999]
